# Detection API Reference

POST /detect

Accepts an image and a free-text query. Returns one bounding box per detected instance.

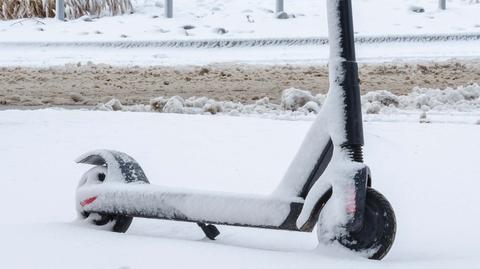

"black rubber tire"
[82,211,133,233]
[110,215,133,233]
[338,187,396,260]
[79,170,133,233]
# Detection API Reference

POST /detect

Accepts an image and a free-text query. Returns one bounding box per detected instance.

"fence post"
[276,0,284,13]
[165,0,173,18]
[56,0,65,20]
[439,0,446,10]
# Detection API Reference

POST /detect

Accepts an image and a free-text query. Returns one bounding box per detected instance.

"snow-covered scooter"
[75,0,396,260]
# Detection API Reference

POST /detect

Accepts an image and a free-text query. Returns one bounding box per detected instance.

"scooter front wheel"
[338,187,396,260]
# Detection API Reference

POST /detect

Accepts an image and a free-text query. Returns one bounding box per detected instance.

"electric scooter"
[75,0,396,260]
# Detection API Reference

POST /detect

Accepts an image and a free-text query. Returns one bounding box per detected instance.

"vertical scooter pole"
[337,0,364,162]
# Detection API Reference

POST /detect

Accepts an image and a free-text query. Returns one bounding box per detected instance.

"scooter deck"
[78,183,309,231]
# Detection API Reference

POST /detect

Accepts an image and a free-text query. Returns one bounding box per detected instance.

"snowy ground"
[0,0,479,66]
[1,0,479,266]
[0,109,479,268]
[1,0,479,42]
[2,40,480,66]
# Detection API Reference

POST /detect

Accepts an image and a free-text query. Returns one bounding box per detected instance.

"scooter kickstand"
[197,222,220,240]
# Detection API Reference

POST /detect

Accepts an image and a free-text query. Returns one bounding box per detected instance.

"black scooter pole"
[337,0,364,162]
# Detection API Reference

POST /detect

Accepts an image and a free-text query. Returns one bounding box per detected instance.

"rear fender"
[76,150,150,184]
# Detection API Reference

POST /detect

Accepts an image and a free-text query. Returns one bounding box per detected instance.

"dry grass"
[0,0,133,20]
[0,0,55,19]
[65,0,133,19]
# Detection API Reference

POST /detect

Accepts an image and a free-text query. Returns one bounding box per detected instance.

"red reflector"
[347,189,356,214]
[80,196,97,207]
[347,202,356,214]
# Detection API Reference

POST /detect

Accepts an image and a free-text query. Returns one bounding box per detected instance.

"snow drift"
[97,84,480,118]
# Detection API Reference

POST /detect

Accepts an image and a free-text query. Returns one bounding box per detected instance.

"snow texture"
[281,88,319,111]
[1,0,479,43]
[97,84,480,120]
[1,109,479,268]
[77,182,300,227]
[77,149,149,182]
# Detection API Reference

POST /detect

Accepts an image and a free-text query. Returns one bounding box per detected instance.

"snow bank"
[97,84,480,119]
[362,84,480,113]
[281,88,319,111]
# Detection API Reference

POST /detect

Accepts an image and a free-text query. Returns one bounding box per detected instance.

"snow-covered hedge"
[0,0,133,20]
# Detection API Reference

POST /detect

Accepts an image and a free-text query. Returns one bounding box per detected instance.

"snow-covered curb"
[1,32,479,49]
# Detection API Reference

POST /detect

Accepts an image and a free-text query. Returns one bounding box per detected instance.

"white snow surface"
[0,0,479,66]
[0,109,479,268]
[0,0,479,42]
[2,40,480,66]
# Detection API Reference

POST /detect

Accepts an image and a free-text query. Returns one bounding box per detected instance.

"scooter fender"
[297,166,369,233]
[76,149,150,184]
[346,166,369,232]
[75,150,150,214]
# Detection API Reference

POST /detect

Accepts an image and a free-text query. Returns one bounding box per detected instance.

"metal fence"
[439,0,446,10]
[54,0,460,21]
[56,0,65,20]
[163,0,285,19]
[54,0,285,20]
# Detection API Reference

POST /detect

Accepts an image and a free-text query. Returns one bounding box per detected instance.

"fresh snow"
[1,40,479,66]
[77,182,299,227]
[0,0,479,42]
[0,0,479,66]
[95,85,480,122]
[0,109,479,268]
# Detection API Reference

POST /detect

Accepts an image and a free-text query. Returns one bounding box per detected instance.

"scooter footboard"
[77,183,303,230]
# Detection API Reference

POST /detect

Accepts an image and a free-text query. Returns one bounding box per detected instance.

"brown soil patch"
[0,60,478,106]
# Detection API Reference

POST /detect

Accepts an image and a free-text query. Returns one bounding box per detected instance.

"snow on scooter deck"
[76,149,308,230]
[77,183,306,229]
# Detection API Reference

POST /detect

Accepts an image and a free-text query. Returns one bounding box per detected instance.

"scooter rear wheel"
[81,211,133,233]
[338,187,396,260]
[78,167,133,233]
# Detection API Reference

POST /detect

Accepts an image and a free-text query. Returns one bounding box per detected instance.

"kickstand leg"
[197,222,220,240]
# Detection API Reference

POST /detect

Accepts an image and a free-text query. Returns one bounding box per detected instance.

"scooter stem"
[336,0,364,162]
